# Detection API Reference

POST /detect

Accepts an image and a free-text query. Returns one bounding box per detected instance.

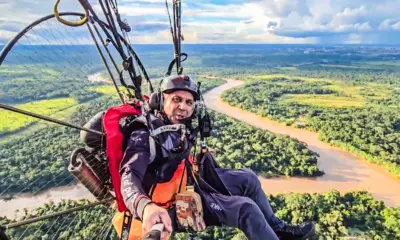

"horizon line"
[1,43,400,46]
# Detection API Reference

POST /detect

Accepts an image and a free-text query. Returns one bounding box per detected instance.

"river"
[1,185,95,219]
[1,78,399,220]
[204,78,400,207]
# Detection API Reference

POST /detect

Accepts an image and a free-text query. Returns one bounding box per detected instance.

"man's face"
[163,90,195,124]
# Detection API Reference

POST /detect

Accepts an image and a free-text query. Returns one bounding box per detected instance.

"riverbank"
[203,78,400,207]
[1,184,94,219]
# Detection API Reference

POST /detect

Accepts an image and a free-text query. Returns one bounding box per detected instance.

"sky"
[1,0,400,44]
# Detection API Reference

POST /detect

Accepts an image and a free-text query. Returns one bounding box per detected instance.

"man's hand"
[142,203,173,235]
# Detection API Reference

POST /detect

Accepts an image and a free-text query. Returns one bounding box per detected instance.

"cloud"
[379,19,393,30]
[117,4,166,16]
[392,21,400,31]
[0,30,19,43]
[1,0,400,44]
[111,0,315,43]
[0,0,95,44]
[119,0,166,3]
[242,20,255,24]
[185,3,254,19]
[344,33,363,44]
[0,20,22,32]
[0,0,84,24]
[178,20,316,44]
[245,0,400,43]
[266,21,278,29]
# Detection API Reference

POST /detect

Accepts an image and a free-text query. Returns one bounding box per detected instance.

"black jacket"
[120,127,189,220]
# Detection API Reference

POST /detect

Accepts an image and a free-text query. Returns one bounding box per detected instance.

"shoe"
[275,222,315,240]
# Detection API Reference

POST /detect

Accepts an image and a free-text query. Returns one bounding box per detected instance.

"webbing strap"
[0,226,10,240]
[120,211,133,240]
[149,136,156,163]
[150,124,186,137]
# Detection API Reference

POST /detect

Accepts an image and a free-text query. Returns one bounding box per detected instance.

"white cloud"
[99,1,258,20]
[344,33,363,44]
[119,0,166,3]
[0,29,18,41]
[185,3,256,19]
[1,0,400,44]
[356,22,372,31]
[179,20,315,44]
[379,19,393,30]
[112,1,313,43]
[332,22,372,33]
[392,21,400,31]
[245,0,400,43]
[0,0,95,45]
[117,4,166,16]
[244,32,317,44]
[330,6,368,27]
[0,0,84,24]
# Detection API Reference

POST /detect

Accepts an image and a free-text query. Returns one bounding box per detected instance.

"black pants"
[201,168,284,240]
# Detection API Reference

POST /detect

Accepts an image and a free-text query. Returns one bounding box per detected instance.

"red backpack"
[103,102,143,212]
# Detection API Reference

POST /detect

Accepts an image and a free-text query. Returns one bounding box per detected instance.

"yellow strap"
[53,0,89,26]
[191,170,200,187]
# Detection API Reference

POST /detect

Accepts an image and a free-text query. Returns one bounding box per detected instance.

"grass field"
[91,85,117,95]
[321,84,358,97]
[322,82,392,101]
[0,98,78,134]
[90,85,134,98]
[249,74,338,83]
[249,74,394,107]
[0,93,120,146]
[280,94,366,108]
[0,64,33,76]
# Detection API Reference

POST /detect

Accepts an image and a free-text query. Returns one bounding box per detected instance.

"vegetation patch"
[0,64,59,80]
[222,74,400,178]
[0,77,321,197]
[0,98,78,135]
[247,74,337,83]
[209,111,322,178]
[1,191,399,240]
[280,94,365,108]
[91,85,119,95]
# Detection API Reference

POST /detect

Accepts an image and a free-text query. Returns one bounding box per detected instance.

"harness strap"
[120,211,133,240]
[150,124,186,137]
[129,116,186,163]
[0,226,9,240]
[149,135,157,163]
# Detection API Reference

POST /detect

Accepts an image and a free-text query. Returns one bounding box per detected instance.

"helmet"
[160,74,200,100]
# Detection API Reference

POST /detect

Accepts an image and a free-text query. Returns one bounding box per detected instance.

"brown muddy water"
[1,185,95,219]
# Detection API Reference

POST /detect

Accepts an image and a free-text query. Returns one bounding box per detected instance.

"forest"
[1,190,399,240]
[208,111,321,177]
[2,44,400,239]
[0,77,321,196]
[221,75,400,178]
[0,64,104,104]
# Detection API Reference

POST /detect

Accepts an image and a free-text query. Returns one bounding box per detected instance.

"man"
[120,74,315,240]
